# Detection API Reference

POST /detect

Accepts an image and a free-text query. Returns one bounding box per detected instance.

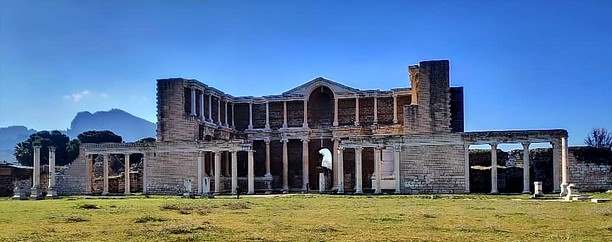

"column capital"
[490,142,499,149]
[48,146,56,152]
[281,138,289,143]
[521,142,530,148]
[301,137,310,143]
[355,146,363,151]
[263,138,271,144]
[124,152,131,156]
[393,144,402,150]
[33,145,41,149]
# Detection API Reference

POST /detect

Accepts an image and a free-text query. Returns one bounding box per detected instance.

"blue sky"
[1,1,611,146]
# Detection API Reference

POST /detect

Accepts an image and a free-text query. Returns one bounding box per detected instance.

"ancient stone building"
[42,60,575,196]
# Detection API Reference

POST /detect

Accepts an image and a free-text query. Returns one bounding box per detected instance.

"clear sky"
[1,1,611,146]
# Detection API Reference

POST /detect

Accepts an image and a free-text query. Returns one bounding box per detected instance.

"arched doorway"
[307,86,334,128]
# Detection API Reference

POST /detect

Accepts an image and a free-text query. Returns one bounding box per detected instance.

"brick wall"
[399,133,466,194]
[569,149,612,192]
[157,79,200,141]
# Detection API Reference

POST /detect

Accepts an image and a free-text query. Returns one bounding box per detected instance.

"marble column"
[265,102,270,130]
[354,147,363,194]
[302,138,309,192]
[224,152,230,177]
[31,145,41,198]
[248,102,253,129]
[214,152,221,194]
[47,146,57,197]
[522,142,530,194]
[373,97,378,125]
[247,150,255,194]
[354,96,360,126]
[231,151,237,194]
[282,139,289,193]
[560,136,569,196]
[302,100,308,128]
[200,92,205,120]
[197,151,203,195]
[190,88,196,116]
[490,143,498,194]
[124,153,131,195]
[264,139,272,193]
[464,145,470,193]
[332,138,339,190]
[552,140,561,193]
[337,147,345,194]
[374,147,382,194]
[282,101,288,128]
[333,98,339,126]
[103,154,110,195]
[208,94,212,122]
[392,95,398,124]
[394,145,401,194]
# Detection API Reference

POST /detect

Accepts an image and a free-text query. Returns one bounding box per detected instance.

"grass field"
[0,194,611,241]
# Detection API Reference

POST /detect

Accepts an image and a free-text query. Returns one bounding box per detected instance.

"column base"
[30,186,42,199]
[102,192,109,196]
[394,190,401,194]
[490,191,499,195]
[247,191,255,195]
[46,189,58,198]
[522,190,530,194]
[337,190,344,194]
[559,183,568,196]
[282,189,289,194]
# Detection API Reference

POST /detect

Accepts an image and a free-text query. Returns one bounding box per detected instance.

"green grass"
[0,193,611,241]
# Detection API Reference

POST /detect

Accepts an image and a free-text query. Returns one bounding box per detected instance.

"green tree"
[77,130,123,143]
[135,137,156,144]
[14,131,79,166]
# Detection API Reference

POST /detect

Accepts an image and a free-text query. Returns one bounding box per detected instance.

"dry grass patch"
[134,215,168,223]
[76,203,100,209]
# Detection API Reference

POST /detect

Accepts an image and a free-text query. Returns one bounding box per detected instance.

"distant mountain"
[66,109,156,142]
[0,126,36,163]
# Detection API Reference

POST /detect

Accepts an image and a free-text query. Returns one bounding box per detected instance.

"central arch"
[307,86,334,128]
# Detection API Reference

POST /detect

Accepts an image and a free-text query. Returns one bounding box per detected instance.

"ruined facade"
[42,60,576,196]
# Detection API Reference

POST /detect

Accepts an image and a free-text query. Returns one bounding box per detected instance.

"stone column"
[394,145,401,194]
[282,139,289,193]
[103,154,110,195]
[464,145,470,193]
[373,97,378,125]
[31,146,41,198]
[265,101,270,130]
[282,101,288,128]
[47,146,57,197]
[124,153,131,195]
[374,147,382,194]
[490,143,498,194]
[392,95,398,124]
[264,139,272,193]
[190,88,196,116]
[248,102,253,129]
[214,152,221,194]
[337,147,345,194]
[217,98,221,125]
[354,96,360,126]
[332,138,339,190]
[200,92,205,120]
[197,151,203,195]
[208,94,212,122]
[302,100,308,128]
[302,138,309,192]
[354,147,363,194]
[560,136,569,196]
[247,150,255,194]
[522,142,530,194]
[231,151,237,194]
[552,140,561,193]
[225,100,229,127]
[231,103,235,128]
[333,98,339,126]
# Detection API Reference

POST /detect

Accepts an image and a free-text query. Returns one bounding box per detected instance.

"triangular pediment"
[282,77,360,96]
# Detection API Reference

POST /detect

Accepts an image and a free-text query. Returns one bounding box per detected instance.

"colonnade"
[84,152,138,196]
[336,145,402,194]
[188,87,235,128]
[464,136,569,195]
[28,145,57,198]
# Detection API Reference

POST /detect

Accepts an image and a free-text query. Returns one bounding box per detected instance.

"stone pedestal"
[264,173,273,194]
[533,181,543,197]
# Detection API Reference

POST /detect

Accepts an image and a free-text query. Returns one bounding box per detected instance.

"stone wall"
[399,133,466,194]
[568,147,612,192]
[146,150,199,195]
[157,79,200,142]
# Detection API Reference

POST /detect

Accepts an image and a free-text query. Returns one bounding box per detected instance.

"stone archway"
[307,86,334,128]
